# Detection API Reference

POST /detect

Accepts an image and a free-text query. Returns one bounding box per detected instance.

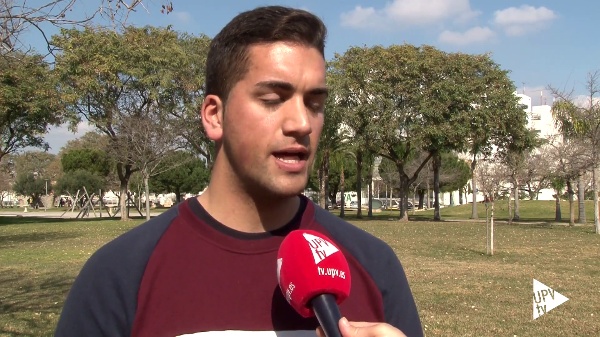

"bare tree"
[1,0,172,55]
[111,115,185,220]
[545,137,593,226]
[550,70,600,233]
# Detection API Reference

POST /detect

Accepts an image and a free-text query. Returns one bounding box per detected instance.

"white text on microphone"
[317,267,346,279]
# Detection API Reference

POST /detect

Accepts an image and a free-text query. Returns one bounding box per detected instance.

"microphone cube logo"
[302,233,340,264]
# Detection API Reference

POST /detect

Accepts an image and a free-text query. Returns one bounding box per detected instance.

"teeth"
[276,156,301,163]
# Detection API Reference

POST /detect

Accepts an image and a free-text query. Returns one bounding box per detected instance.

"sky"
[20,0,600,154]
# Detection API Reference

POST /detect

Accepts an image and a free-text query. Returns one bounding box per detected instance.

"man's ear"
[201,94,224,141]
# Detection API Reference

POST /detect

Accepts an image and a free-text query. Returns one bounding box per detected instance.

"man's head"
[201,6,328,201]
[205,6,327,104]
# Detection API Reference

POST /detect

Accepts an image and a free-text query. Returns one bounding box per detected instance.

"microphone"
[277,230,351,337]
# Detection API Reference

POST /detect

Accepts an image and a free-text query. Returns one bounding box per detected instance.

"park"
[1,200,599,336]
[2,1,600,336]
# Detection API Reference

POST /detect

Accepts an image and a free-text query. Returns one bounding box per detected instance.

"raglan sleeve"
[54,241,140,337]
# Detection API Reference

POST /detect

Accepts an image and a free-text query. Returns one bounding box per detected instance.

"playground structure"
[60,187,144,219]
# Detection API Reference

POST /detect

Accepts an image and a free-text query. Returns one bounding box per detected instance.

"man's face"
[218,42,327,198]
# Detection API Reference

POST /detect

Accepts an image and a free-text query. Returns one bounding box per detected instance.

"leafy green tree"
[314,64,349,209]
[329,46,398,218]
[59,131,111,154]
[13,172,48,207]
[0,52,64,162]
[61,148,112,177]
[53,26,209,220]
[12,151,55,180]
[152,151,210,203]
[55,169,106,196]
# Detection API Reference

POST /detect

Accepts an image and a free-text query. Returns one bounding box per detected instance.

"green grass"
[342,199,598,224]
[1,201,599,336]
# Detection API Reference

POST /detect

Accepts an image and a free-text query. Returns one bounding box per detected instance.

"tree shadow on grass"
[0,270,73,336]
[0,231,82,246]
[0,216,113,227]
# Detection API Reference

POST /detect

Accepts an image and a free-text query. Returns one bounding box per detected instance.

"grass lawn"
[1,200,599,336]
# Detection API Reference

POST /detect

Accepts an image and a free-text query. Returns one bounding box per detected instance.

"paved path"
[0,208,163,219]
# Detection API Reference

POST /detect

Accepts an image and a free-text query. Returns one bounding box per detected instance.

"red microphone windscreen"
[277,230,351,318]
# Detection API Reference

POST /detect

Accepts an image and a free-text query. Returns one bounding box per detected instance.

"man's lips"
[272,147,309,171]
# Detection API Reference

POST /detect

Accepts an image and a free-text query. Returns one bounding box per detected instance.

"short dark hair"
[205,6,327,103]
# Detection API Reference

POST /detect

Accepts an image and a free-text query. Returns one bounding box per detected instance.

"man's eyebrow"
[255,80,294,92]
[255,80,328,97]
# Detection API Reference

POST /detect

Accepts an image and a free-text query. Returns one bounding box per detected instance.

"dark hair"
[205,6,327,103]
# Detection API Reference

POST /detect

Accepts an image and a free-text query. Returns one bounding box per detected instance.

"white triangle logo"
[533,279,569,319]
[303,233,339,264]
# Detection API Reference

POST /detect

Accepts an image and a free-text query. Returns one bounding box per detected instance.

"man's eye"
[306,100,325,112]
[260,95,282,106]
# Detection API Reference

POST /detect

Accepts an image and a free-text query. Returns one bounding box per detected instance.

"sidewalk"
[0,207,163,219]
[0,209,105,219]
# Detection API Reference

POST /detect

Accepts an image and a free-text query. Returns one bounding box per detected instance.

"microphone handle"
[311,294,342,337]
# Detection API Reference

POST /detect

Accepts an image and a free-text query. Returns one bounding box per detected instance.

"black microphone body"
[311,294,342,337]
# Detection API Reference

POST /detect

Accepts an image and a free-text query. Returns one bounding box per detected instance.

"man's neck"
[197,187,301,233]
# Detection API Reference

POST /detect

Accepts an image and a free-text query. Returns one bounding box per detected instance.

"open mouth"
[274,152,308,163]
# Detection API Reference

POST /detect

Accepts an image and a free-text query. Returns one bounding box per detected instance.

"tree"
[0,52,64,162]
[314,64,352,210]
[0,155,16,206]
[13,172,48,207]
[53,26,206,220]
[61,148,112,177]
[521,150,553,200]
[331,45,425,221]
[112,115,183,220]
[1,0,172,55]
[12,150,55,179]
[59,131,110,153]
[55,168,105,196]
[551,70,600,233]
[152,151,209,203]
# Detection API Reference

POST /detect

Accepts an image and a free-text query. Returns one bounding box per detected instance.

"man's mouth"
[275,153,305,163]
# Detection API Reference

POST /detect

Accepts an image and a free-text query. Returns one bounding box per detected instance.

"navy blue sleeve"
[315,207,424,337]
[54,208,178,337]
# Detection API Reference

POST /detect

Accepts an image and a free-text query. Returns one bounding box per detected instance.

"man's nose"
[281,96,312,137]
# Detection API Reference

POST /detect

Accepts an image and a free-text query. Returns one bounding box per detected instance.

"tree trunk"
[418,189,425,209]
[397,173,410,221]
[459,186,464,205]
[513,180,520,220]
[319,150,329,209]
[339,161,345,218]
[433,152,441,221]
[119,180,129,221]
[577,174,586,224]
[470,157,478,219]
[566,180,575,226]
[355,150,363,219]
[144,174,151,221]
[507,187,512,225]
[116,163,134,221]
[367,174,373,217]
[593,163,599,233]
[554,193,561,222]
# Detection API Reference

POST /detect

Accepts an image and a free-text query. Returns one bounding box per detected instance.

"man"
[55,6,423,337]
